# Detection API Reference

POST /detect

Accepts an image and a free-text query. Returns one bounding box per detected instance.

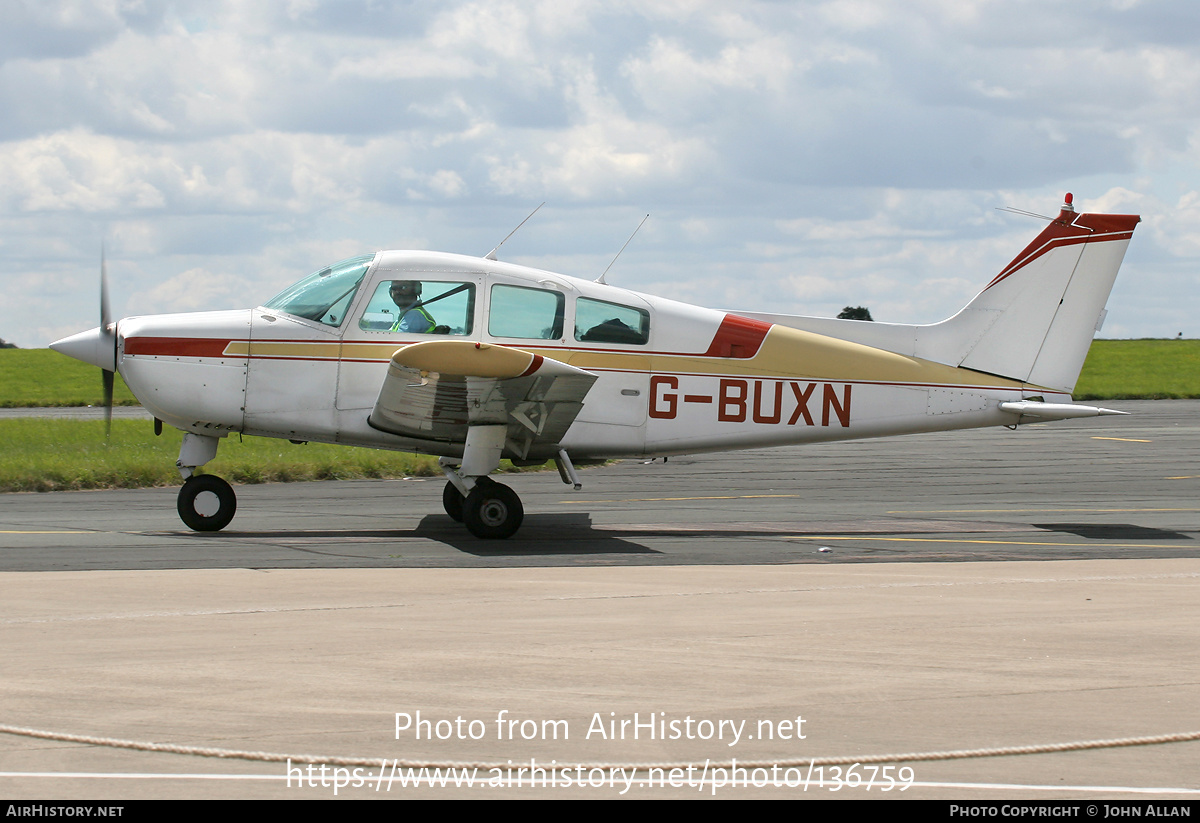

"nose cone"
[50,326,116,371]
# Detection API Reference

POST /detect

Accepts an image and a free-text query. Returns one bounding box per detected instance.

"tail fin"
[935,195,1139,392]
[734,195,1139,394]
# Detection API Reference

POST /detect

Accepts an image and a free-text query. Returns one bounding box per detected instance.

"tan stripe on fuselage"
[538,326,1027,390]
[227,326,1031,390]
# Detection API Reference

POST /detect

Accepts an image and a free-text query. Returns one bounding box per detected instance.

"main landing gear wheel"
[463,481,523,539]
[177,475,237,532]
[444,477,496,522]
[442,480,465,522]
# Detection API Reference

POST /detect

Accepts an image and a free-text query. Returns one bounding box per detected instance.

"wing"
[368,340,599,460]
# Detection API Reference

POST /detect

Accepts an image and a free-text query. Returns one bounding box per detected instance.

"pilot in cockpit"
[389,280,436,333]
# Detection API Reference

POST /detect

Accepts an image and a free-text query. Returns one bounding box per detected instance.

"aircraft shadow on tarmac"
[412,514,662,556]
[1031,523,1195,541]
[201,513,661,557]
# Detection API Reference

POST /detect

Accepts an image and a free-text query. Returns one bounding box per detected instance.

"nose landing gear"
[177,474,237,532]
[175,432,237,532]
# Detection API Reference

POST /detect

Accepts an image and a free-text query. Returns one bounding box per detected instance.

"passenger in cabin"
[580,316,644,344]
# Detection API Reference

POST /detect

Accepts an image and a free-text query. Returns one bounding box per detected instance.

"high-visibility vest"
[391,305,435,333]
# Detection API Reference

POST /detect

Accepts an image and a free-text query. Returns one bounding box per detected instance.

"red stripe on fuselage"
[123,330,779,363]
[703,314,772,358]
[124,337,235,357]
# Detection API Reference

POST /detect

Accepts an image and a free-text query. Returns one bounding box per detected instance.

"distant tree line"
[837,306,873,321]
[0,338,17,349]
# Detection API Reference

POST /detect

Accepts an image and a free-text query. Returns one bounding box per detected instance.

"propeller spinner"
[48,247,119,437]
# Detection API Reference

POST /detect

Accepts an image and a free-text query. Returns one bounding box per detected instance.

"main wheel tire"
[442,480,465,522]
[463,481,523,539]
[177,475,237,532]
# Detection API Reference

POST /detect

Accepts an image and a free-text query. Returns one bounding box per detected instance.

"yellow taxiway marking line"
[792,536,1193,549]
[563,494,804,504]
[1091,436,1152,443]
[564,500,1200,510]
[1167,476,1200,480]
[888,508,1199,514]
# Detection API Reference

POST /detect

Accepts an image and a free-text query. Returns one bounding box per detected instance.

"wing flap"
[369,341,598,458]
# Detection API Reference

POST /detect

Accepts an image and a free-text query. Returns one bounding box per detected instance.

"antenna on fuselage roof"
[484,202,544,261]
[596,213,649,285]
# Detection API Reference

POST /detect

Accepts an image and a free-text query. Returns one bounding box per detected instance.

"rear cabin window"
[574,297,650,345]
[488,284,565,340]
[358,280,475,335]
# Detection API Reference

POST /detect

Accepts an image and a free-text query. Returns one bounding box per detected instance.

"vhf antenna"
[997,193,1089,230]
[596,213,649,285]
[485,202,544,261]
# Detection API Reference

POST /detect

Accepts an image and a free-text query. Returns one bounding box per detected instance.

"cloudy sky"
[2,0,1197,349]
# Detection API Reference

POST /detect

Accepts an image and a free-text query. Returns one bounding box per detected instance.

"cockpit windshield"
[262,254,374,326]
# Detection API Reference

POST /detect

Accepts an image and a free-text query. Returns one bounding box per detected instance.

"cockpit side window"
[263,255,373,327]
[488,284,565,340]
[358,280,475,335]
[574,297,650,345]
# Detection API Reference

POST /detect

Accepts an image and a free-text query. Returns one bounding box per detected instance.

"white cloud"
[2,0,1198,349]
[132,266,244,314]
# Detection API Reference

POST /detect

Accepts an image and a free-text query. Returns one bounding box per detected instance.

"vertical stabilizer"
[946,195,1139,392]
[733,195,1139,395]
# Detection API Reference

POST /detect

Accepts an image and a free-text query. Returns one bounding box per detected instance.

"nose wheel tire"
[463,481,523,539]
[177,475,237,532]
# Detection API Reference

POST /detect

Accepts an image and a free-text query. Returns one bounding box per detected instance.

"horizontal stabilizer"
[998,401,1128,420]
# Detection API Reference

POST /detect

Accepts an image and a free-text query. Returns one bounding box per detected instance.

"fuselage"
[91,249,1049,461]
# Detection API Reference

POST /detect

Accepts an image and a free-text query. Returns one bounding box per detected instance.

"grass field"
[1,341,1192,492]
[0,418,499,493]
[1072,339,1200,399]
[1,348,138,407]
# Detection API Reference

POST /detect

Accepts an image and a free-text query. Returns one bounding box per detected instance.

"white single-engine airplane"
[51,194,1138,539]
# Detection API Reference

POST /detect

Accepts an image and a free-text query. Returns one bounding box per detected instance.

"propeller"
[47,245,123,437]
[99,245,117,439]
